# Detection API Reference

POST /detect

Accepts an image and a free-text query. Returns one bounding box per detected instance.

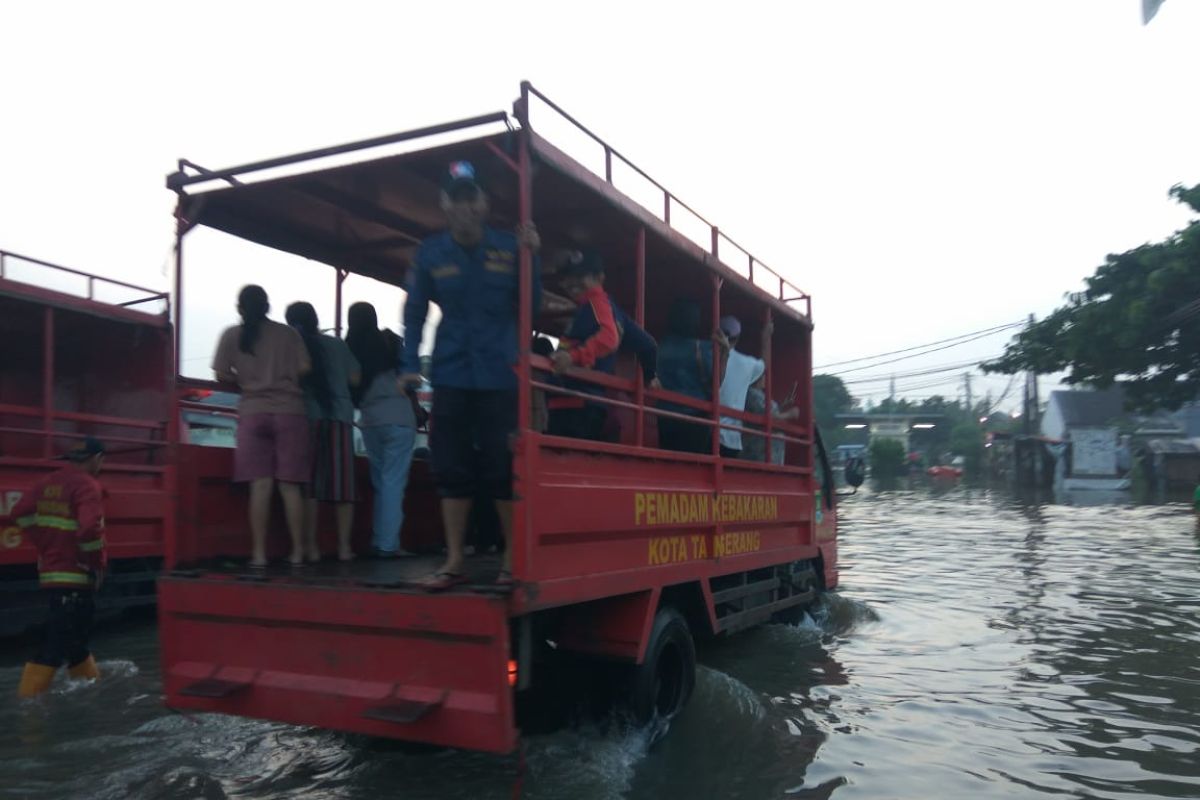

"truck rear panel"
[159,571,517,753]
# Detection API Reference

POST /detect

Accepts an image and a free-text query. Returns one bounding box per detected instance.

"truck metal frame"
[158,82,839,753]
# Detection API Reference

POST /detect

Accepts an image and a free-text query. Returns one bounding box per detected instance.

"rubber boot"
[67,655,99,680]
[17,663,57,698]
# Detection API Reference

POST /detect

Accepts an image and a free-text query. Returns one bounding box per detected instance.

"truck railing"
[519,82,812,318]
[0,403,169,464]
[530,356,812,470]
[0,249,170,313]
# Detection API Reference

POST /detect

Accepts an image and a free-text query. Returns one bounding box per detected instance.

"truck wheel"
[629,607,696,724]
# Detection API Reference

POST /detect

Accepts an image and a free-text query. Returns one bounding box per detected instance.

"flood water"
[3,488,1200,799]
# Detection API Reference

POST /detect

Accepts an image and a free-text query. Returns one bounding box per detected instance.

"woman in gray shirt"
[346,303,417,557]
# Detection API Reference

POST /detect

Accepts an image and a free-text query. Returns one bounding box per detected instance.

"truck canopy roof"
[172,87,812,336]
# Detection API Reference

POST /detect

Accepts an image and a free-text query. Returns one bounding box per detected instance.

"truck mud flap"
[159,577,516,754]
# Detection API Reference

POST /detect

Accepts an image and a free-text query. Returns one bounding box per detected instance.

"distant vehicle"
[927,465,963,480]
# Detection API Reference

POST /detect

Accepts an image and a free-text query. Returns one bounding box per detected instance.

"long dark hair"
[345,302,397,406]
[285,301,333,416]
[238,285,269,354]
[667,297,702,339]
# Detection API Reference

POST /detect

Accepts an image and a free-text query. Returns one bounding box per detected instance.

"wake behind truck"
[156,82,840,753]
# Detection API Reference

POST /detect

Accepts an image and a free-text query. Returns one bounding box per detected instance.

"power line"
[827,327,1019,376]
[839,357,1002,386]
[815,321,1023,372]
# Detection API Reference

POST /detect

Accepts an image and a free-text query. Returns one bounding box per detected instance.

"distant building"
[1173,401,1200,438]
[1041,387,1190,492]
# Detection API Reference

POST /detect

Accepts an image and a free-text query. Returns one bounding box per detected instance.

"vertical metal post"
[163,315,180,569]
[711,226,719,258]
[634,227,646,447]
[334,269,346,336]
[710,275,722,457]
[664,193,671,225]
[42,307,54,458]
[778,275,784,301]
[711,275,724,552]
[1,251,7,279]
[173,199,185,373]
[514,85,534,580]
[604,147,613,184]
[748,254,754,285]
[763,308,773,463]
[87,277,95,300]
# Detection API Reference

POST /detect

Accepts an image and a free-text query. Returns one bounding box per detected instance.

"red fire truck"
[158,83,840,754]
[0,250,173,634]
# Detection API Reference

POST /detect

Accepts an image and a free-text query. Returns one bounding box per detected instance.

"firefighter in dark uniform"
[14,438,107,697]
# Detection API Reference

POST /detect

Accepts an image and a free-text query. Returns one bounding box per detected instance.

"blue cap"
[442,160,483,197]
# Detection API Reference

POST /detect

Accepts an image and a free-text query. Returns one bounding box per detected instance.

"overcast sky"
[1,1,1196,411]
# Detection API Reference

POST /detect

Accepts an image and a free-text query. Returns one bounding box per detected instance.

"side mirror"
[844,458,865,488]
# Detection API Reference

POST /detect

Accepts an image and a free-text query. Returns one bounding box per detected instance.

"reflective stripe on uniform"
[17,514,79,531]
[39,571,90,585]
[78,539,104,552]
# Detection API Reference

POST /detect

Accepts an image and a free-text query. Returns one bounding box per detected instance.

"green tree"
[949,422,985,476]
[813,374,854,446]
[869,438,906,480]
[984,184,1200,411]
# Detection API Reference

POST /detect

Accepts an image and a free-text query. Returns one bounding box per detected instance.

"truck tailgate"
[159,576,516,753]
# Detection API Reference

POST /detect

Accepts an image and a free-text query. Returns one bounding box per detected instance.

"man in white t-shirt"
[718,315,773,458]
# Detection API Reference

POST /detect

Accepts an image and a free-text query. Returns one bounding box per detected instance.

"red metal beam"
[635,227,646,447]
[168,112,511,191]
[174,200,186,371]
[763,307,774,463]
[514,88,534,580]
[41,307,53,458]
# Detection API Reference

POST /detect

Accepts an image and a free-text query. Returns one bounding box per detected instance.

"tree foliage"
[813,374,854,446]
[948,422,985,475]
[869,438,907,480]
[984,184,1200,411]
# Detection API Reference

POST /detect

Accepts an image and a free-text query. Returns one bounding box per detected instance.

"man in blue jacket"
[400,161,541,589]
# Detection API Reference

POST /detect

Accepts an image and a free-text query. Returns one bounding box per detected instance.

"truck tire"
[629,607,696,724]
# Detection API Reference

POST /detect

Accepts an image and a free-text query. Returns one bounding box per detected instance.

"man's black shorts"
[431,387,517,500]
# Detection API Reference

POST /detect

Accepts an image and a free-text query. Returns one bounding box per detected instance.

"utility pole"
[889,375,896,405]
[964,372,973,417]
[1025,314,1039,435]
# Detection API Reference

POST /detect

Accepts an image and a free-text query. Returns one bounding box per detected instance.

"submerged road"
[2,488,1198,799]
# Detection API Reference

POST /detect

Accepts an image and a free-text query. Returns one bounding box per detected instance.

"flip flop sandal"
[423,571,469,592]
